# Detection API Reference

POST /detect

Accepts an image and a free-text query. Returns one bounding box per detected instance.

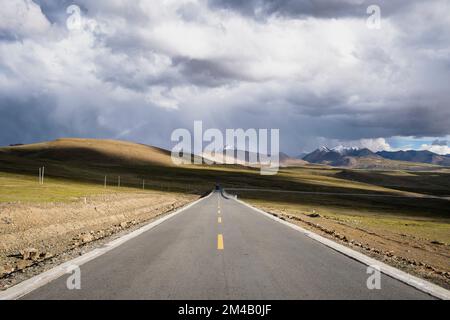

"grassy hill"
[1,138,175,167]
[1,138,449,202]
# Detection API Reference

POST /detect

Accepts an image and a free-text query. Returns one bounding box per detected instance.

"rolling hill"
[201,148,308,167]
[0,138,176,167]
[279,152,308,167]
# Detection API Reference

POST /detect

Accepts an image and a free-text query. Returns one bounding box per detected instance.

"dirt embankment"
[0,191,198,289]
[250,204,450,290]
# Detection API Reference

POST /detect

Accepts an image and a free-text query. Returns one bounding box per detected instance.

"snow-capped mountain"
[303,146,379,166]
[331,145,359,155]
[303,146,450,169]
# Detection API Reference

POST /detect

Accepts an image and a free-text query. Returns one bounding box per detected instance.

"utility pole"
[118,176,121,188]
[143,179,145,190]
[38,167,45,185]
[104,176,107,188]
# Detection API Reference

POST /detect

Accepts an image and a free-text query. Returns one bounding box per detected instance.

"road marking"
[0,192,214,300]
[218,217,222,223]
[218,209,221,214]
[217,234,224,250]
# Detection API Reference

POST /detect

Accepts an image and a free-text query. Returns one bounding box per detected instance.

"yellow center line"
[217,234,224,250]
[218,217,222,223]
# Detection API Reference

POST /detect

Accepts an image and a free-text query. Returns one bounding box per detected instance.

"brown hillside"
[0,138,175,167]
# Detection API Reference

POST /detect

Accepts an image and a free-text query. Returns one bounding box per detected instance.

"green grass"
[1,140,450,209]
[235,189,450,220]
[335,169,450,196]
[0,172,146,203]
[1,154,450,204]
[238,190,450,245]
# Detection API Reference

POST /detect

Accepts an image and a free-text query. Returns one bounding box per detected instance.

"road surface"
[23,191,434,300]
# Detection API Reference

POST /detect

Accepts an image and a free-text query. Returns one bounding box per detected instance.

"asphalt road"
[23,191,434,300]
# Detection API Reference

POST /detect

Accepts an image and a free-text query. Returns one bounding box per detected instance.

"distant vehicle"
[215,184,220,191]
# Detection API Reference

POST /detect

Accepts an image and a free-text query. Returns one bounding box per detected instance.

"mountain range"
[3,139,448,171]
[376,150,450,166]
[301,146,450,169]
[202,149,307,167]
[302,146,382,168]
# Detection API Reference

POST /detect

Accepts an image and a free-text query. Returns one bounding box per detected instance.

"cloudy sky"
[1,0,449,155]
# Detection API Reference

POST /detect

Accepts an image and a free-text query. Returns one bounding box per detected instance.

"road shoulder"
[232,196,450,300]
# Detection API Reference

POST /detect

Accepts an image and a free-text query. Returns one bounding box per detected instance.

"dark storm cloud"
[172,57,253,87]
[432,139,448,146]
[95,55,246,93]
[339,105,450,139]
[0,31,19,42]
[207,0,420,19]
[0,0,449,154]
[0,97,60,146]
[34,0,84,24]
[0,95,115,146]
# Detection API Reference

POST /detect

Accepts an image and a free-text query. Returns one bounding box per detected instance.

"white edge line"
[232,196,450,300]
[0,192,214,300]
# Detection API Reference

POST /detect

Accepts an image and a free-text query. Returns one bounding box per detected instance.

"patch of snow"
[331,145,359,154]
[318,146,330,152]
